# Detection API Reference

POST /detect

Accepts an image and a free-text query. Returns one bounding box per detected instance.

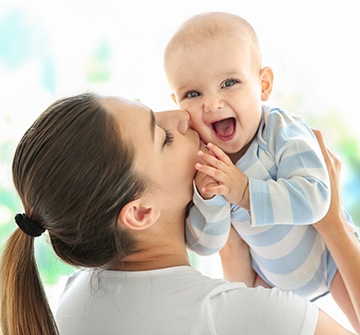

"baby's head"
[164,12,262,72]
[164,12,273,162]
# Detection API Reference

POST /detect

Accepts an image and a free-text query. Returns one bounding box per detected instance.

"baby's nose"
[204,95,223,113]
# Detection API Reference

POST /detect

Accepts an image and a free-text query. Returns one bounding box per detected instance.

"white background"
[1,0,358,332]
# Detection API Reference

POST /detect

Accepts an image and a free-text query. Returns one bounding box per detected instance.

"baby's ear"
[260,67,274,101]
[170,93,177,104]
[118,199,160,231]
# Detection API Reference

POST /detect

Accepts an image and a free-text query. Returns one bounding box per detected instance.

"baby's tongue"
[213,118,235,137]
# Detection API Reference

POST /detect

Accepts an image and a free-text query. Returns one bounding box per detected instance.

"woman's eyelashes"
[157,123,174,146]
[163,128,174,145]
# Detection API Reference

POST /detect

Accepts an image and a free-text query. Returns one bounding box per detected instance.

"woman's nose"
[175,109,190,135]
[155,109,190,135]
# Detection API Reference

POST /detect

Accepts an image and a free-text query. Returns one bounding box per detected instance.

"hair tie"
[15,213,46,237]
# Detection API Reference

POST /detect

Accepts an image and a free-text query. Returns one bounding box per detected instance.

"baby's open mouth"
[211,117,236,139]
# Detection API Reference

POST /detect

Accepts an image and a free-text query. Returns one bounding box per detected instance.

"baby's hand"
[195,143,250,210]
[195,170,218,199]
[195,146,218,199]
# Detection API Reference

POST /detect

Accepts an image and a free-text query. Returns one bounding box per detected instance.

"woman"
[0,93,358,334]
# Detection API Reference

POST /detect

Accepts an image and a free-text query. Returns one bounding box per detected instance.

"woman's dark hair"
[0,92,145,335]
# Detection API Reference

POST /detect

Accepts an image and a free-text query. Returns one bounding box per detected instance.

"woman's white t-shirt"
[56,266,318,335]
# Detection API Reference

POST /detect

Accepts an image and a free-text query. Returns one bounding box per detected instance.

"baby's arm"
[186,147,235,256]
[249,109,331,226]
[185,189,231,256]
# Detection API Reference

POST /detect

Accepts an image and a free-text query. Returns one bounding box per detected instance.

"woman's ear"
[259,67,274,101]
[118,199,160,231]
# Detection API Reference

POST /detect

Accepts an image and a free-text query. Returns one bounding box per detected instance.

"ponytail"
[0,229,59,335]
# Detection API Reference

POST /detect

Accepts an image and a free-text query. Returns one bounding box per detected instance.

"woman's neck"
[109,207,191,271]
[110,254,190,271]
[108,234,190,271]
[108,250,190,271]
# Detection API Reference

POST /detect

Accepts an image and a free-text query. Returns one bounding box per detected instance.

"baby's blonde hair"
[164,11,262,70]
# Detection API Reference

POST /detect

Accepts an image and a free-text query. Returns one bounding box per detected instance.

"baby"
[163,11,359,331]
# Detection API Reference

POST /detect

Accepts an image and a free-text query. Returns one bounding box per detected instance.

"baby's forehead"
[164,13,262,70]
[166,16,257,57]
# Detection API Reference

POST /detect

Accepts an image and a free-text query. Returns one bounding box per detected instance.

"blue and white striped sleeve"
[249,108,331,226]
[185,182,231,256]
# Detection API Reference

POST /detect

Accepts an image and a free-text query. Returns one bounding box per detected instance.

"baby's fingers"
[198,151,226,172]
[197,143,231,170]
[207,143,232,165]
[195,162,225,183]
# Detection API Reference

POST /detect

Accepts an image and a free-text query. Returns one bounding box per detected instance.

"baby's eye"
[222,79,238,88]
[163,128,174,146]
[185,91,200,99]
